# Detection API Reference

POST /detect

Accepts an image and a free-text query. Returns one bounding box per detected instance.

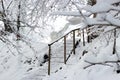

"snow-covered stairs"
[22,36,81,80]
[50,37,80,74]
[24,28,80,77]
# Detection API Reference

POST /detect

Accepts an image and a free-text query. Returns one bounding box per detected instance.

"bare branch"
[83,60,120,69]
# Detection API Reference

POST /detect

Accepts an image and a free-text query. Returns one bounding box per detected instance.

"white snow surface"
[0,22,120,80]
[1,0,120,79]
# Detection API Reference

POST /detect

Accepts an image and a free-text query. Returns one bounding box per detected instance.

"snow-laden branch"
[106,13,120,27]
[84,0,120,13]
[51,0,120,28]
[51,11,81,16]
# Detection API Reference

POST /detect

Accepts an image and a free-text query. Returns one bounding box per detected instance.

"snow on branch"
[85,17,109,25]
[106,13,120,27]
[51,0,120,29]
[51,11,81,16]
[84,0,120,13]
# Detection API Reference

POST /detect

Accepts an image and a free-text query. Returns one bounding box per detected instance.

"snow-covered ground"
[0,17,120,80]
[0,40,48,80]
[1,0,120,80]
[0,27,49,80]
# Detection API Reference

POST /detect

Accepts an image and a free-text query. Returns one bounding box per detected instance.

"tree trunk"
[17,2,21,31]
[1,0,13,33]
[16,2,21,40]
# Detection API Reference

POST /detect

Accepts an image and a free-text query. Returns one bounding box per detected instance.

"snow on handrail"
[48,28,80,46]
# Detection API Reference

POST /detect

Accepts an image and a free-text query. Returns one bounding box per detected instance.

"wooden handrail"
[48,28,82,75]
[49,28,80,46]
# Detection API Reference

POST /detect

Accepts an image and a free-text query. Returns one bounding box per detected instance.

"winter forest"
[0,0,120,80]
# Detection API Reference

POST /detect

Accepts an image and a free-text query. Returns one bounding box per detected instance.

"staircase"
[48,28,82,75]
[51,38,81,73]
[22,28,83,80]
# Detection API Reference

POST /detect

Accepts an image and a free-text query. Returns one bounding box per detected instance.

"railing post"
[48,44,51,75]
[73,30,75,55]
[82,29,85,46]
[64,36,66,64]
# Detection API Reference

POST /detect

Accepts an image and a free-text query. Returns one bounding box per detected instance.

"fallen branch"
[84,60,120,69]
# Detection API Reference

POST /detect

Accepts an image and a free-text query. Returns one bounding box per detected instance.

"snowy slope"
[43,29,120,80]
[0,28,49,80]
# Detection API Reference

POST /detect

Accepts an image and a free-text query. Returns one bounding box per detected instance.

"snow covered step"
[51,54,69,57]
[51,53,64,55]
[51,59,64,62]
[66,39,73,41]
[61,45,73,47]
[51,64,61,68]
[51,58,64,60]
[66,44,73,46]
[51,56,64,58]
[53,51,71,53]
[52,56,64,58]
[51,51,71,57]
[47,38,81,75]
[51,54,63,56]
[51,62,63,65]
[66,42,73,44]
[51,61,64,63]
[51,53,64,56]
[66,49,73,52]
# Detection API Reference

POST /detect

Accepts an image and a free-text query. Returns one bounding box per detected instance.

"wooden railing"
[48,28,85,75]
